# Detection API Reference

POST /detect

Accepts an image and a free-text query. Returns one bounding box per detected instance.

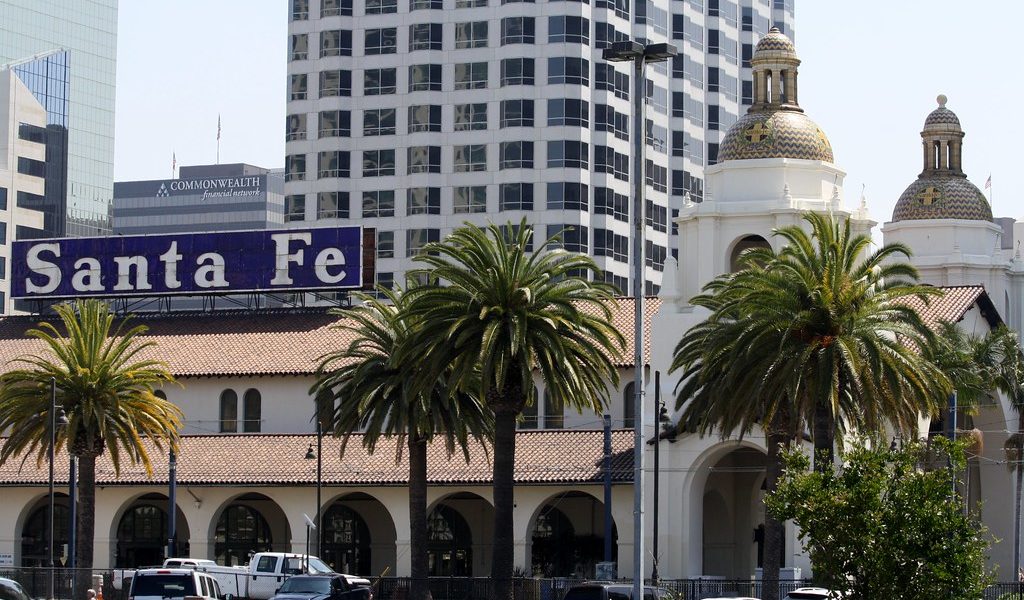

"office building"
[284,0,794,293]
[0,0,119,238]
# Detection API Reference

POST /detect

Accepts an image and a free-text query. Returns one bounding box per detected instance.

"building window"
[594,187,628,222]
[499,141,533,170]
[500,17,535,45]
[547,98,589,127]
[520,388,539,429]
[594,228,628,262]
[595,21,628,49]
[646,240,667,272]
[407,64,442,92]
[285,154,306,182]
[456,0,486,6]
[453,103,487,131]
[290,34,308,60]
[623,382,635,428]
[285,195,306,222]
[377,231,394,258]
[363,149,396,177]
[318,70,351,97]
[363,108,396,136]
[646,199,667,233]
[409,23,443,51]
[410,0,442,9]
[317,192,350,220]
[408,104,441,133]
[546,223,588,253]
[219,390,238,433]
[454,21,488,49]
[547,57,589,86]
[366,0,398,12]
[407,187,441,215]
[364,68,397,95]
[365,28,397,54]
[321,0,353,16]
[595,63,628,99]
[407,146,441,173]
[320,30,352,57]
[319,110,351,137]
[548,16,589,44]
[0,187,6,211]
[546,140,588,169]
[595,104,628,140]
[646,159,668,192]
[453,144,487,172]
[453,62,488,90]
[499,183,533,211]
[292,0,309,20]
[546,182,588,211]
[543,390,564,429]
[242,389,261,433]
[318,150,351,178]
[286,114,306,141]
[500,58,534,86]
[407,229,440,256]
[363,190,396,218]
[453,186,487,213]
[500,99,533,128]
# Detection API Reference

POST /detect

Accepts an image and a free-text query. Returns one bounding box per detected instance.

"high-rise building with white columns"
[284,0,794,292]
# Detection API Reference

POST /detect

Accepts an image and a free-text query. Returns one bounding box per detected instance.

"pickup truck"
[114,553,336,600]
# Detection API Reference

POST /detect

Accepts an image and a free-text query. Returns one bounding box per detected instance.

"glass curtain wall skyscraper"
[0,0,118,238]
[284,0,794,293]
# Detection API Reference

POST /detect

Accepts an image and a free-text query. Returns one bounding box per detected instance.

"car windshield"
[283,558,333,575]
[131,575,196,597]
[0,581,30,600]
[279,578,331,595]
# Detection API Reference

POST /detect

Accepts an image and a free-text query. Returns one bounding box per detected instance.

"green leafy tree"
[402,221,624,599]
[766,439,991,600]
[671,212,947,600]
[0,299,181,599]
[312,287,489,600]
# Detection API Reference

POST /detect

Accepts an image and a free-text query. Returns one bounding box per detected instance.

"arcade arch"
[527,491,616,578]
[110,493,190,567]
[211,493,290,565]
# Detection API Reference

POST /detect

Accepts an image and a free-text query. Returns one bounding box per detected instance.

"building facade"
[284,0,794,293]
[0,0,119,238]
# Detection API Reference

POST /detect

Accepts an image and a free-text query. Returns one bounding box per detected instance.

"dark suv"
[562,583,670,600]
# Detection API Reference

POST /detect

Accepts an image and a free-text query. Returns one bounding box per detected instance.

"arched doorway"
[20,496,70,567]
[426,505,472,576]
[321,504,370,574]
[215,504,273,566]
[700,446,768,578]
[114,494,190,567]
[529,492,616,577]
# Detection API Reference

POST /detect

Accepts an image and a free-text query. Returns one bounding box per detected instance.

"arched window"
[426,505,472,576]
[243,389,262,433]
[116,504,167,567]
[543,390,564,429]
[215,505,272,566]
[315,391,334,433]
[20,503,69,567]
[519,387,538,429]
[531,506,575,577]
[220,390,238,433]
[154,390,167,401]
[321,504,371,575]
[729,235,771,273]
[623,382,635,428]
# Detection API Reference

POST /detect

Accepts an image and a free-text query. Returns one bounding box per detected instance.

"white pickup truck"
[114,553,335,600]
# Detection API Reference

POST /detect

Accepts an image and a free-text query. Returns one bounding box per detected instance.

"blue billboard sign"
[12,227,367,299]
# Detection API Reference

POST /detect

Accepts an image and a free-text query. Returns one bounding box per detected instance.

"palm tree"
[401,221,624,600]
[0,299,181,600]
[671,213,947,600]
[985,326,1024,573]
[311,286,489,600]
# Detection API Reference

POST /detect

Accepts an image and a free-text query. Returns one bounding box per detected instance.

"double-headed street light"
[601,39,676,599]
[48,377,68,600]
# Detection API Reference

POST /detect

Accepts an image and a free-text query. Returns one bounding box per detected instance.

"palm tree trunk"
[491,406,517,600]
[762,412,788,600]
[74,454,95,600]
[408,434,432,600]
[812,400,834,473]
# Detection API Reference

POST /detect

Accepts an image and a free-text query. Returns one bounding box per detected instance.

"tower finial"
[937,94,947,108]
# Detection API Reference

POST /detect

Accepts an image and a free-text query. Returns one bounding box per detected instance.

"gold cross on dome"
[917,187,941,205]
[745,122,770,143]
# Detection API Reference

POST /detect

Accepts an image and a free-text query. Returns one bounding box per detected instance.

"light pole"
[304,415,322,558]
[602,40,676,598]
[48,377,67,600]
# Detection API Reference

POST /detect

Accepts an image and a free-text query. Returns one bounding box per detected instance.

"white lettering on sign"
[314,247,347,284]
[26,243,60,294]
[160,242,183,289]
[168,176,262,192]
[71,258,103,292]
[194,253,228,288]
[271,232,312,285]
[113,256,152,291]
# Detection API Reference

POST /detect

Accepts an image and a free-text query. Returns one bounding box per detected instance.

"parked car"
[0,578,30,600]
[782,588,841,600]
[269,574,372,600]
[562,582,671,600]
[128,568,222,600]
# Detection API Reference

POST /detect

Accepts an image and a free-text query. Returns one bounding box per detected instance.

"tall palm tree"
[311,286,489,600]
[671,213,947,600]
[0,299,181,600]
[401,221,624,600]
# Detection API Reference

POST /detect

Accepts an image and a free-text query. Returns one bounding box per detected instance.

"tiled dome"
[753,27,796,59]
[718,110,833,163]
[892,177,992,222]
[922,94,962,134]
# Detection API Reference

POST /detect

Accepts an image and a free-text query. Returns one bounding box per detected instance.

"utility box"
[595,562,617,580]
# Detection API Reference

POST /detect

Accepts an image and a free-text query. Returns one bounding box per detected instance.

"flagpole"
[217,114,221,165]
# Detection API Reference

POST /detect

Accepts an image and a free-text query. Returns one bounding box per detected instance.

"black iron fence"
[2,569,1023,600]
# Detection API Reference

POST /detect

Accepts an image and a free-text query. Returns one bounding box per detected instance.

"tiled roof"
[901,285,996,329]
[0,430,635,487]
[0,298,660,377]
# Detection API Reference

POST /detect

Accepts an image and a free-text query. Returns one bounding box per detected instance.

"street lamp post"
[602,40,676,599]
[304,415,322,558]
[48,377,67,600]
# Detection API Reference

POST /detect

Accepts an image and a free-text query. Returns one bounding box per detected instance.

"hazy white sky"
[113,1,1022,224]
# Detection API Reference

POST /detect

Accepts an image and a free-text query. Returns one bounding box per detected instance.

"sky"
[113,1,1022,224]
